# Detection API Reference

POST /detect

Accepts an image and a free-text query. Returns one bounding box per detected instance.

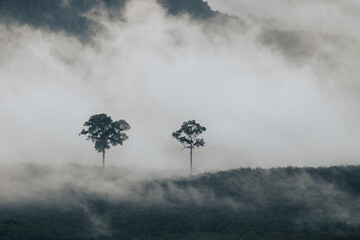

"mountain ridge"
[0,0,219,41]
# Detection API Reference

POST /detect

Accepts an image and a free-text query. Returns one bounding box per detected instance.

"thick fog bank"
[0,0,360,170]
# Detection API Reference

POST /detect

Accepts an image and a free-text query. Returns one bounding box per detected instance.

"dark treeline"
[1,165,360,239]
[0,0,217,41]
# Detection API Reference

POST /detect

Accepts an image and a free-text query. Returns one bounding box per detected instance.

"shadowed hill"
[0,0,217,41]
[0,164,360,240]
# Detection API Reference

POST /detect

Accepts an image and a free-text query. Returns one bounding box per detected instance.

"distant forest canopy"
[0,165,360,240]
[0,0,217,40]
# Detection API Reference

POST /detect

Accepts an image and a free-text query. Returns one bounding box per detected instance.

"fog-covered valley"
[1,0,360,239]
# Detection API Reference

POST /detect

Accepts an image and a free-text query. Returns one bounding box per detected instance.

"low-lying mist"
[0,0,360,170]
[0,163,189,205]
[1,163,360,238]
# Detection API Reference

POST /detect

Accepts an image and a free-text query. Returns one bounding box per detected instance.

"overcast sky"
[0,0,360,171]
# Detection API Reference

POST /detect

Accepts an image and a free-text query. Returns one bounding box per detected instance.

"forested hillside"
[0,165,360,240]
[0,0,217,40]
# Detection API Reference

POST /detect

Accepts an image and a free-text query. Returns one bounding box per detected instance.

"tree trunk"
[190,146,193,174]
[102,150,105,177]
[67,21,71,34]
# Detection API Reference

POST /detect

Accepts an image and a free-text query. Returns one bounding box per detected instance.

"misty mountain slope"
[0,0,218,41]
[1,164,360,240]
[1,0,360,170]
[158,0,216,18]
[258,28,360,95]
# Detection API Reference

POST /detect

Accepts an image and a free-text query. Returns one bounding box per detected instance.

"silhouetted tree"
[172,120,206,173]
[79,113,130,175]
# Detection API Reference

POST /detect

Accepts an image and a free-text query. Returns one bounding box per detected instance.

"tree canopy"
[172,120,206,149]
[79,113,130,153]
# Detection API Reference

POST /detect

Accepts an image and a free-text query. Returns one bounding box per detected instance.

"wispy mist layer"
[1,164,360,227]
[207,0,360,37]
[0,0,359,170]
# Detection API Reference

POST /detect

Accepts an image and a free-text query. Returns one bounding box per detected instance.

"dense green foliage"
[0,0,217,40]
[1,165,360,240]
